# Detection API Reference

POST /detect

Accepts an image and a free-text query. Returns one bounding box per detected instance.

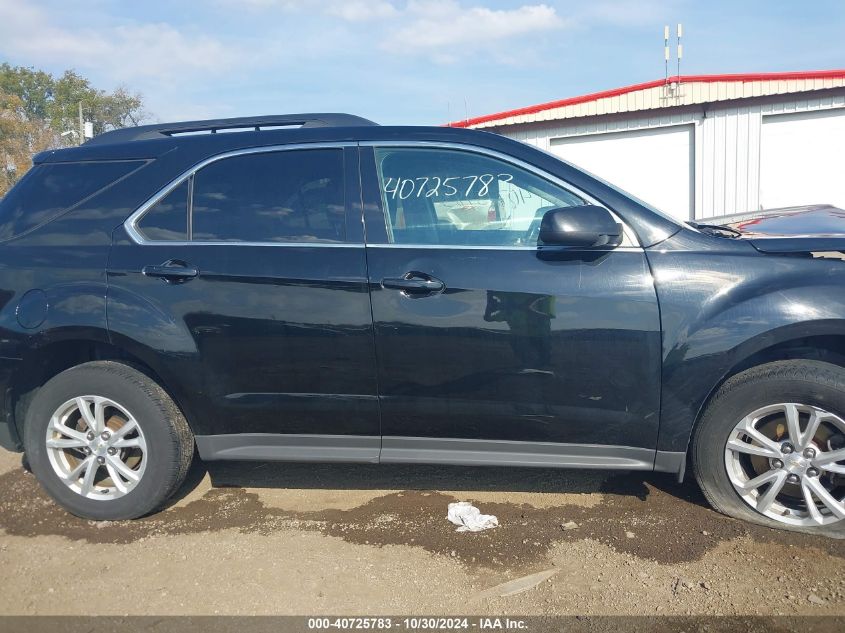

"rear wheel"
[693,360,845,533]
[23,361,193,520]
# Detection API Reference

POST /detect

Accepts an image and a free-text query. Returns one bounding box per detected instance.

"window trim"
[125,142,359,247]
[361,141,640,249]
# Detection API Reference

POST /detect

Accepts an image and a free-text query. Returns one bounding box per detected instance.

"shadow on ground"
[1,458,842,570]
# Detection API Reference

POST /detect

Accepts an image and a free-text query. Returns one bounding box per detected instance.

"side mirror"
[538,205,623,248]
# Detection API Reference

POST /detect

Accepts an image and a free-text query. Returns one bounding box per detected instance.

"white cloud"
[214,0,566,63]
[583,1,683,27]
[0,0,679,123]
[382,2,567,63]
[222,0,398,21]
[221,0,306,9]
[326,1,398,21]
[0,0,237,81]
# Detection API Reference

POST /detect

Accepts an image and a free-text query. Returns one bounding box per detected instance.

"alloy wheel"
[44,396,147,501]
[725,402,845,526]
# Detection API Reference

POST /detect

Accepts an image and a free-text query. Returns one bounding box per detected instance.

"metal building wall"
[489,92,845,219]
[467,75,845,129]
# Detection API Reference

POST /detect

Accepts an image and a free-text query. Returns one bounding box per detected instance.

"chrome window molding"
[365,243,644,252]
[186,173,194,240]
[125,139,642,251]
[124,142,358,247]
[360,140,641,250]
[124,239,363,248]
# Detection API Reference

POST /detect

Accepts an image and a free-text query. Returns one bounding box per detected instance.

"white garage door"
[550,125,694,222]
[760,109,845,210]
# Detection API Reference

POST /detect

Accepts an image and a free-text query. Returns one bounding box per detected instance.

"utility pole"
[78,101,84,146]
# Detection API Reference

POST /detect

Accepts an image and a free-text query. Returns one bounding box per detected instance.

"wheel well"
[729,335,845,376]
[686,335,845,462]
[11,340,172,441]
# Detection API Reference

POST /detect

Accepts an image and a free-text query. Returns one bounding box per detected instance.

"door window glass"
[373,147,584,246]
[136,179,189,241]
[192,149,345,243]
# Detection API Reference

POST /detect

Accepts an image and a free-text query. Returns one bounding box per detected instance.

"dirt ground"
[0,447,843,617]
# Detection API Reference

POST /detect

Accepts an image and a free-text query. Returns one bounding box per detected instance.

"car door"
[360,143,663,468]
[107,145,381,461]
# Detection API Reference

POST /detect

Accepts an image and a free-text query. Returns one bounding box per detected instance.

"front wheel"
[23,361,194,520]
[692,360,845,533]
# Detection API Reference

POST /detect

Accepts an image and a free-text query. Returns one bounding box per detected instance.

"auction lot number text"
[308,618,528,630]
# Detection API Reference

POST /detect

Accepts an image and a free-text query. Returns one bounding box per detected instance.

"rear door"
[107,145,381,461]
[360,143,663,468]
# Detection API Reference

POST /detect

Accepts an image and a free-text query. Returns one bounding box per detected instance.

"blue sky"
[1,0,844,125]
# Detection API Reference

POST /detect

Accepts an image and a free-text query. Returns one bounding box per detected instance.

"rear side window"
[136,179,189,241]
[191,149,345,243]
[0,161,142,241]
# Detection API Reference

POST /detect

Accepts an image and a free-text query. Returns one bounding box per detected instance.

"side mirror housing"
[538,205,623,248]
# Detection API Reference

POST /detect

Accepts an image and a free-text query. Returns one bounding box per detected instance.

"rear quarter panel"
[0,161,162,447]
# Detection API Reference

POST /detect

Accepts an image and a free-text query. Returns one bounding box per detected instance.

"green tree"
[0,64,53,120]
[0,64,149,196]
[1,91,53,196]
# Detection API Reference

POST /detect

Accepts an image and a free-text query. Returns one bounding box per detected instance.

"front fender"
[649,231,845,453]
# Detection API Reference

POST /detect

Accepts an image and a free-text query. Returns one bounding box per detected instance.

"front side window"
[191,149,345,243]
[373,147,584,246]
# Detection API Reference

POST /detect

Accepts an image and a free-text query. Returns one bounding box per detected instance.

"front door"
[108,145,380,460]
[360,144,662,468]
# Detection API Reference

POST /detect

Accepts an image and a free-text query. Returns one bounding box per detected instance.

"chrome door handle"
[142,260,199,283]
[381,273,445,295]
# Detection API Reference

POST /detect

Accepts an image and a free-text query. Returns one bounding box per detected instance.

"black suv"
[1,114,843,533]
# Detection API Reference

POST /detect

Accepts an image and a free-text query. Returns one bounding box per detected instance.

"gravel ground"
[0,448,843,617]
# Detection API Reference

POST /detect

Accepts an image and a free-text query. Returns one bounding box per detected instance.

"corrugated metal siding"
[470,77,845,129]
[700,95,845,216]
[701,106,761,216]
[494,92,845,218]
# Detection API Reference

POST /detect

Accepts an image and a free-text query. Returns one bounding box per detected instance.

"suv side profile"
[0,114,843,533]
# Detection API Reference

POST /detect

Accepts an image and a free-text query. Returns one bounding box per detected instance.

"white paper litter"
[447,501,499,532]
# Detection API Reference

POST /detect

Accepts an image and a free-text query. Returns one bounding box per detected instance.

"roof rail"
[84,113,379,146]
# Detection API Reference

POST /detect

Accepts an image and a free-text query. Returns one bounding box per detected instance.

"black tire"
[692,360,845,536]
[23,361,193,520]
